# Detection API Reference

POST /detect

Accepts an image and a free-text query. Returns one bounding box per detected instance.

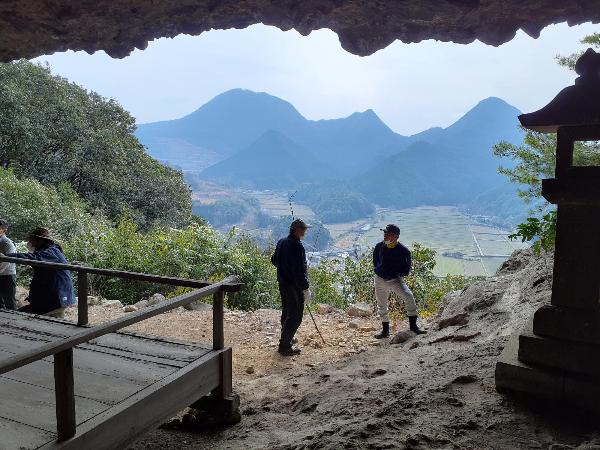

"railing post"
[212,289,224,351]
[54,348,76,441]
[211,289,232,399]
[77,271,88,326]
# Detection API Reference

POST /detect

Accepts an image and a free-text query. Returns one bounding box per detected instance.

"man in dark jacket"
[373,224,426,338]
[271,219,311,356]
[5,227,75,317]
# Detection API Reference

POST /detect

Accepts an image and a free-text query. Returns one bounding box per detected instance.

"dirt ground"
[65,250,600,450]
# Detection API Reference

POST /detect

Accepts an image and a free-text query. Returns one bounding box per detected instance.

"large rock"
[347,303,372,318]
[15,286,28,309]
[104,300,123,309]
[1,2,599,61]
[436,249,553,342]
[184,301,212,312]
[147,293,166,306]
[390,329,416,344]
[133,299,149,309]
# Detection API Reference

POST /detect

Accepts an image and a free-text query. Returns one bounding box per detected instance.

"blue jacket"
[271,234,309,290]
[373,241,412,280]
[8,244,76,314]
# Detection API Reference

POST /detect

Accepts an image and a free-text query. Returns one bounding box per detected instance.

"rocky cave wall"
[1,0,600,61]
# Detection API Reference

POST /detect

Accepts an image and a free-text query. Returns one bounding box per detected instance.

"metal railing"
[0,255,242,441]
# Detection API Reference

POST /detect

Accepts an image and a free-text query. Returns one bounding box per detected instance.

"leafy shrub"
[309,259,345,308]
[65,220,278,308]
[509,210,556,254]
[0,168,108,242]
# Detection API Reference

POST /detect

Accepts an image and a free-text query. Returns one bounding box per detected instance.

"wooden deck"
[0,310,229,449]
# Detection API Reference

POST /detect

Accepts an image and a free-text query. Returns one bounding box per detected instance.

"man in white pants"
[373,224,426,338]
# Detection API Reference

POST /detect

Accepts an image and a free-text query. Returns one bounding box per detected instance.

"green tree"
[493,34,600,250]
[0,60,191,228]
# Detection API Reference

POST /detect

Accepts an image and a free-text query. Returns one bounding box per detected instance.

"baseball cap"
[290,219,311,232]
[380,224,400,235]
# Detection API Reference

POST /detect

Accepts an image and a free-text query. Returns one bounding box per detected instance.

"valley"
[138,88,533,276]
[194,186,527,277]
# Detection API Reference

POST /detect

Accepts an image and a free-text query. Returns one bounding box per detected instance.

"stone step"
[518,331,600,377]
[496,324,600,413]
[533,305,600,345]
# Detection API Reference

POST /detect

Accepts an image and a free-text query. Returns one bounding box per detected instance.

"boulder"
[184,301,212,312]
[348,320,360,329]
[317,304,334,314]
[104,300,123,309]
[15,286,28,308]
[87,295,104,306]
[390,329,416,344]
[123,305,138,313]
[147,293,166,306]
[133,299,149,309]
[347,303,372,318]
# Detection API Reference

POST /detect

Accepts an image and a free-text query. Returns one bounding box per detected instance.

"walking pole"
[306,303,326,345]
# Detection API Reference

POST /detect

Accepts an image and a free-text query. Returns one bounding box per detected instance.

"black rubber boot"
[278,345,301,356]
[374,322,390,339]
[409,316,427,334]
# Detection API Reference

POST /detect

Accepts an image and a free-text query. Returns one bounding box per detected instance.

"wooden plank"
[0,378,108,433]
[54,349,76,441]
[0,255,242,292]
[0,334,178,384]
[90,333,209,363]
[0,318,209,367]
[1,358,149,405]
[42,350,223,450]
[0,416,56,450]
[0,281,229,375]
[0,312,213,351]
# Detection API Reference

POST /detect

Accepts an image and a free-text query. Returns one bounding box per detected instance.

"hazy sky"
[35,22,597,135]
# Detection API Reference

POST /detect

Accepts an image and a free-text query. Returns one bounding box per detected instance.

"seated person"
[5,227,75,317]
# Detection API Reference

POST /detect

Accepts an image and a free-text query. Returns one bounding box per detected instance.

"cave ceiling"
[0,1,599,61]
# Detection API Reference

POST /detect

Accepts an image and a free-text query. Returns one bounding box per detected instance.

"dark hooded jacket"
[271,234,309,290]
[8,243,76,314]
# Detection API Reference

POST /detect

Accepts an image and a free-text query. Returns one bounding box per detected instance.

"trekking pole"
[306,303,326,345]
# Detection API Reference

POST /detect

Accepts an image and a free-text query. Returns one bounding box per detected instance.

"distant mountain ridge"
[136,89,406,175]
[136,89,528,225]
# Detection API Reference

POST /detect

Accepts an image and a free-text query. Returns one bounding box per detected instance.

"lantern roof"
[519,48,600,133]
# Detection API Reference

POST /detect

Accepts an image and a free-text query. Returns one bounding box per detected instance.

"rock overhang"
[0,0,599,62]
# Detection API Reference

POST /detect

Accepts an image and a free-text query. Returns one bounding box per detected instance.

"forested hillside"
[0,61,192,228]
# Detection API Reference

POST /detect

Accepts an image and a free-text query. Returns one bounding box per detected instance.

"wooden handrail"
[0,276,239,375]
[0,254,243,442]
[0,255,241,291]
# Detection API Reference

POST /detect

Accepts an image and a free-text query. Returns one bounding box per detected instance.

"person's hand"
[303,289,312,305]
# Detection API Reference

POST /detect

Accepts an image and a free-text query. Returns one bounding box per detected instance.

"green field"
[332,206,528,277]
[249,191,527,277]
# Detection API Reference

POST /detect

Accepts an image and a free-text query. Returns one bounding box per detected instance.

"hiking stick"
[306,303,326,345]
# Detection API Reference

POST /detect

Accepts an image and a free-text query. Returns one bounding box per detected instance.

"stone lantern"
[495,48,600,411]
